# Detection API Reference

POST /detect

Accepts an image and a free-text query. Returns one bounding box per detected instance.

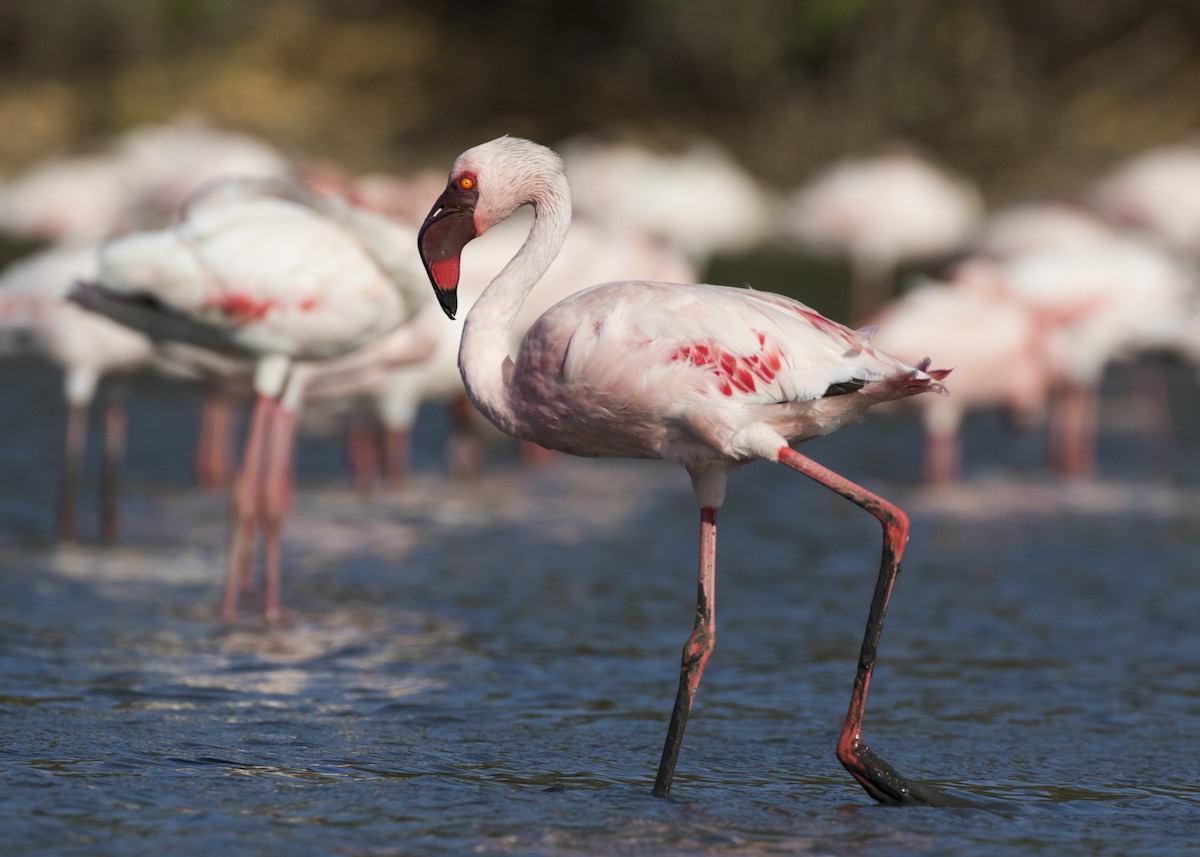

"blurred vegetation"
[1,0,1199,201]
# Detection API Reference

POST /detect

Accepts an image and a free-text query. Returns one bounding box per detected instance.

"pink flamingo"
[869,278,1051,482]
[417,137,949,804]
[981,237,1194,475]
[72,177,431,621]
[1091,143,1200,256]
[784,150,982,321]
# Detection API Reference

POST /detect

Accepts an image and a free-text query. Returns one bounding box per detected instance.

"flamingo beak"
[418,188,478,320]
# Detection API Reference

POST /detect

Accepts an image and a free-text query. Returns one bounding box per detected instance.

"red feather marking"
[209,292,274,322]
[672,337,785,397]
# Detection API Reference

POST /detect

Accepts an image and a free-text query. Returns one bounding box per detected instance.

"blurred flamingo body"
[870,280,1051,482]
[1092,143,1200,255]
[971,201,1116,259]
[417,137,948,804]
[785,151,982,320]
[73,178,430,621]
[560,137,774,268]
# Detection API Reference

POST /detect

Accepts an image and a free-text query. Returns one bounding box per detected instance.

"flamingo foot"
[838,738,934,806]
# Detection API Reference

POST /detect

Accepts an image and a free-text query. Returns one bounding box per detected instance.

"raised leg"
[261,402,297,622]
[778,446,929,805]
[222,394,272,622]
[57,402,89,542]
[653,506,717,796]
[99,400,127,544]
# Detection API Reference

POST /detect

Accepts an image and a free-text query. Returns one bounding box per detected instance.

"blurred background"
[2,0,1199,199]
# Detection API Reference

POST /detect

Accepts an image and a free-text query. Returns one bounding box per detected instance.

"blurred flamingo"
[72,177,431,622]
[560,136,775,271]
[784,150,983,321]
[0,241,154,540]
[870,277,1051,482]
[417,136,949,804]
[1091,143,1200,256]
[983,237,1195,475]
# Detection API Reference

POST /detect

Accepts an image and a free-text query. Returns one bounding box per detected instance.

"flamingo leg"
[1131,360,1172,453]
[1049,384,1097,477]
[56,402,88,542]
[381,426,410,490]
[922,428,960,484]
[222,393,272,622]
[778,446,930,805]
[446,395,486,477]
[99,400,126,544]
[261,402,297,622]
[197,390,235,490]
[653,506,717,797]
[347,413,379,497]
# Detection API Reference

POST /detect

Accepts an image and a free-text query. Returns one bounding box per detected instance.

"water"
[1,355,1199,856]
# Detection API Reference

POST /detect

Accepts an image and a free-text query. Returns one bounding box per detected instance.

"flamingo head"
[419,137,571,321]
[418,172,479,320]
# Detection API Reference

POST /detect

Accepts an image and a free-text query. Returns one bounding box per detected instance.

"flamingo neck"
[458,180,571,437]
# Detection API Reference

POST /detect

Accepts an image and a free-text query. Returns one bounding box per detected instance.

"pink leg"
[444,395,486,477]
[196,392,235,490]
[57,402,88,542]
[261,403,297,623]
[653,506,717,796]
[922,429,960,484]
[778,446,931,805]
[347,415,379,497]
[222,394,272,622]
[99,400,126,544]
[1131,361,1172,452]
[1049,384,1096,477]
[382,426,410,490]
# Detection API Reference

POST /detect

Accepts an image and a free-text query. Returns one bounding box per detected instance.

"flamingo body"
[512,281,932,463]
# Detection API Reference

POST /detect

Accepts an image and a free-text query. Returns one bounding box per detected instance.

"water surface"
[1,356,1198,856]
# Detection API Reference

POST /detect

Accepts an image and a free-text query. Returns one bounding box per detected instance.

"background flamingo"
[72,177,432,622]
[783,150,983,321]
[416,136,949,804]
[0,240,155,540]
[869,277,1051,482]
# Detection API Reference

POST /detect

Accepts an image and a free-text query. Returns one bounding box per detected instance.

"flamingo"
[0,241,155,540]
[71,177,431,621]
[869,278,1051,482]
[784,150,983,321]
[0,116,291,242]
[416,136,949,804]
[559,136,775,270]
[1091,143,1200,256]
[980,237,1194,475]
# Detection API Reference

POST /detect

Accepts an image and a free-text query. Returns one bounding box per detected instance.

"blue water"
[1,355,1199,856]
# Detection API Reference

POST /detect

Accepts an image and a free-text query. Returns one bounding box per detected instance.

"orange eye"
[458,176,475,190]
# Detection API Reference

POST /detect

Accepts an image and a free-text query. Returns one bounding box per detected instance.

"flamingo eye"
[458,176,475,191]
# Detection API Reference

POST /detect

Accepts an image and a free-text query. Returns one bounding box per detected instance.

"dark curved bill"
[418,193,478,321]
